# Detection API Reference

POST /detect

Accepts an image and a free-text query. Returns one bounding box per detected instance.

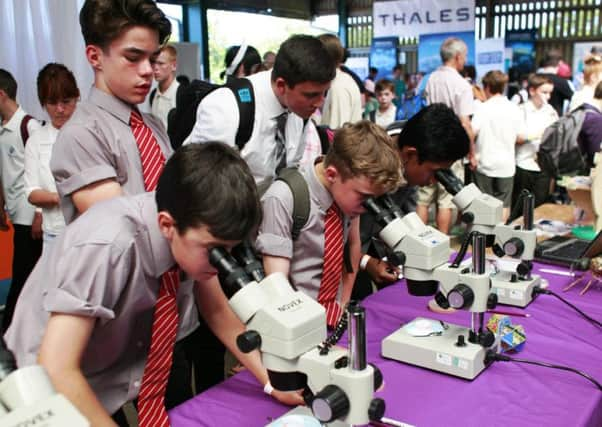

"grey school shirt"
[50,87,173,224]
[256,160,350,302]
[4,193,198,414]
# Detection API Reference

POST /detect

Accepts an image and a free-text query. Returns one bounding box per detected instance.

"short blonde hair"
[324,120,402,193]
[583,54,602,85]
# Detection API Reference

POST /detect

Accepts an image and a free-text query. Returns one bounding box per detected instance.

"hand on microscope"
[363,255,401,285]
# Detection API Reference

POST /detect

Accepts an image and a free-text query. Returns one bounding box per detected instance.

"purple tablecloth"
[170,263,602,427]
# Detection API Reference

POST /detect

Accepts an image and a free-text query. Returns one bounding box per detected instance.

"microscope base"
[381,318,490,380]
[490,272,540,307]
[267,406,348,427]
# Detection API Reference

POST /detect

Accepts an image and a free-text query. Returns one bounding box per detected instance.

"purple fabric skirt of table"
[169,263,602,427]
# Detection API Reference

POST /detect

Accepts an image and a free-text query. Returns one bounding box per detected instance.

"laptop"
[534,230,602,270]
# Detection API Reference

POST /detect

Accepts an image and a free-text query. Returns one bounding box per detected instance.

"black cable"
[487,352,602,391]
[533,287,602,329]
[450,230,478,268]
[318,308,349,355]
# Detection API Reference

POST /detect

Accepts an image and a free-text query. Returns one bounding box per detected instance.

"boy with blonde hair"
[257,120,401,326]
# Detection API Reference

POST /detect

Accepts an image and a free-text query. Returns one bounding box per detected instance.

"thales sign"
[373,0,475,39]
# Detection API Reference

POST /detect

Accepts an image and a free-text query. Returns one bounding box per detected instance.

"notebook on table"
[534,230,602,270]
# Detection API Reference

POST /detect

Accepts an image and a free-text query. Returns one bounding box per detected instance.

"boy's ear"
[399,145,418,164]
[158,211,176,239]
[86,45,103,71]
[273,77,288,97]
[324,164,340,184]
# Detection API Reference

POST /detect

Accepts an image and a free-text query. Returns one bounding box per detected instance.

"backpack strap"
[20,115,34,146]
[276,168,310,241]
[224,78,256,150]
[315,123,334,155]
[369,110,376,123]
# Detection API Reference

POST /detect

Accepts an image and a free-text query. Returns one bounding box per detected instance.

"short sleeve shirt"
[0,107,41,225]
[425,65,474,118]
[4,193,197,415]
[256,160,351,302]
[50,87,173,224]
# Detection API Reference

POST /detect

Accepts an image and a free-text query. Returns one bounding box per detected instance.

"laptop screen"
[583,229,602,258]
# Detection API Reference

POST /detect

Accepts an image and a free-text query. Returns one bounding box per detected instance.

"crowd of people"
[0,0,601,426]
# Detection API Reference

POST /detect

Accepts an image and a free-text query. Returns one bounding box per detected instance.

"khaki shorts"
[417,160,465,209]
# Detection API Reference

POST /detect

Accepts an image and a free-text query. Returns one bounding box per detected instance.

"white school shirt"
[0,107,41,225]
[24,123,65,235]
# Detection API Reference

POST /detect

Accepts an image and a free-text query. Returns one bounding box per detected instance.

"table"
[170,263,602,427]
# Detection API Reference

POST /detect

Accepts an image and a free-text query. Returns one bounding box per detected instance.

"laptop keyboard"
[545,240,590,259]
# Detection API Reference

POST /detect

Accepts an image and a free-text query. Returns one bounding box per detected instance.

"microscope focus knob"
[312,385,350,423]
[487,293,498,309]
[236,330,262,353]
[369,363,384,390]
[368,398,386,422]
[461,211,475,224]
[447,284,474,309]
[503,238,524,257]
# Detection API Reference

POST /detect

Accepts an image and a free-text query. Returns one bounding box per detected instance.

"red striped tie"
[318,204,344,328]
[138,268,180,427]
[131,110,166,191]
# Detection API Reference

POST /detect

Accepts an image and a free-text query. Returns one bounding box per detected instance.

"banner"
[369,37,400,80]
[505,30,536,76]
[475,38,505,81]
[373,0,475,39]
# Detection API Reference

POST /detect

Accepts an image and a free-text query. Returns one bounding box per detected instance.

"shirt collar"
[140,192,177,276]
[88,86,135,125]
[1,106,26,132]
[304,157,334,212]
[254,70,287,120]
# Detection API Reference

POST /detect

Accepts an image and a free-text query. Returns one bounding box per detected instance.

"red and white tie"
[138,268,180,427]
[317,204,344,327]
[131,109,166,191]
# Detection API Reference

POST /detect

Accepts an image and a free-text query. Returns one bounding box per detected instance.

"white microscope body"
[364,198,497,380]
[437,169,541,307]
[0,340,89,427]
[209,246,385,426]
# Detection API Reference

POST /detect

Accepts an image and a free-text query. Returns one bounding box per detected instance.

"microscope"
[435,169,541,307]
[209,244,385,426]
[365,198,498,380]
[0,338,89,426]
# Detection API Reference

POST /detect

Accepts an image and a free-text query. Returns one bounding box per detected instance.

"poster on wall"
[369,37,399,80]
[346,56,370,81]
[505,30,536,76]
[418,31,475,74]
[475,38,505,81]
[373,0,475,39]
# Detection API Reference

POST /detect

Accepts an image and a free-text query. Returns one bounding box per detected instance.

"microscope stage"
[490,272,540,307]
[381,318,489,380]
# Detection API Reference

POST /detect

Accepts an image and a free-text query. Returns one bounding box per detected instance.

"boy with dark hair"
[513,74,557,210]
[371,78,397,128]
[50,0,172,225]
[5,143,284,426]
[186,34,336,190]
[353,104,471,299]
[257,120,401,326]
[0,68,43,332]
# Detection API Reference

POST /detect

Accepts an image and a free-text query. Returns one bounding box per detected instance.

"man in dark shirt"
[538,49,574,116]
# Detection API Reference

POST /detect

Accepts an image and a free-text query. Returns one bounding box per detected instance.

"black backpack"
[167,78,255,150]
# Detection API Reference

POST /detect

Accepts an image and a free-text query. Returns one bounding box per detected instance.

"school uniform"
[185,70,308,189]
[5,193,197,414]
[0,106,42,331]
[257,159,350,306]
[50,87,172,225]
